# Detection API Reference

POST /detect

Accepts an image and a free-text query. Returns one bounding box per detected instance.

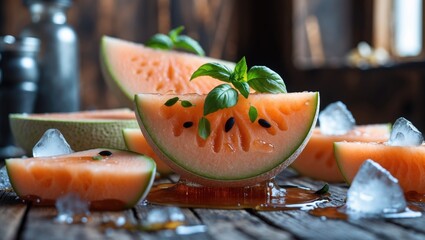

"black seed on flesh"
[258,119,271,128]
[183,121,194,128]
[224,117,235,132]
[99,150,113,156]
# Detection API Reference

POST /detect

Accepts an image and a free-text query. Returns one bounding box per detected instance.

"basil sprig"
[190,57,286,139]
[146,26,205,56]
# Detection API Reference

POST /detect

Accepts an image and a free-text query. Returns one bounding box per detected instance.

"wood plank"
[0,191,27,240]
[193,209,293,240]
[20,206,136,240]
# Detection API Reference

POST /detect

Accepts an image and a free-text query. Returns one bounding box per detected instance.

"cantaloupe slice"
[135,92,319,187]
[334,142,425,193]
[9,109,138,155]
[291,124,390,182]
[100,36,234,107]
[6,148,156,210]
[122,128,173,175]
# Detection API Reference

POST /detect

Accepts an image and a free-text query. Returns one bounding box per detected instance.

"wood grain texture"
[0,191,27,240]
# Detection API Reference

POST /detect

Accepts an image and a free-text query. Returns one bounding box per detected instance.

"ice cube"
[55,192,90,224]
[0,166,12,190]
[319,101,355,135]
[33,129,74,157]
[145,207,186,227]
[387,117,424,147]
[346,159,406,215]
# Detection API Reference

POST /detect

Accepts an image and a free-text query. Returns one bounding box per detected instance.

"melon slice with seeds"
[135,92,319,187]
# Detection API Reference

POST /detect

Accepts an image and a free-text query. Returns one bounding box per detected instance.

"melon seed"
[225,117,235,132]
[183,121,193,128]
[258,119,271,128]
[99,150,112,156]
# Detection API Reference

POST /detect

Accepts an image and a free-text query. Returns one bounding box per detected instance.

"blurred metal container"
[21,0,79,113]
[0,35,39,158]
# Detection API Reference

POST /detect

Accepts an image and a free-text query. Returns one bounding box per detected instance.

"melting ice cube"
[319,101,355,135]
[55,192,90,224]
[33,129,74,157]
[346,159,406,215]
[387,117,424,147]
[145,207,186,227]
[0,166,12,190]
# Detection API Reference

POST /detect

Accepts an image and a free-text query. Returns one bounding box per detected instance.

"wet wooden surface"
[2,163,425,240]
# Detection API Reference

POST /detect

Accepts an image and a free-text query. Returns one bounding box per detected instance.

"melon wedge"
[6,148,156,210]
[9,109,138,155]
[100,36,235,107]
[135,92,319,187]
[335,142,425,193]
[122,128,173,175]
[291,124,390,182]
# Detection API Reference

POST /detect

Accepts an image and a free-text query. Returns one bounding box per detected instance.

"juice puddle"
[309,205,422,220]
[147,178,329,210]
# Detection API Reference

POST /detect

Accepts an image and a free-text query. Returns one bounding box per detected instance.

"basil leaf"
[198,117,211,140]
[204,84,238,116]
[174,35,205,56]
[190,63,232,82]
[180,100,194,108]
[247,66,287,93]
[232,81,250,99]
[232,57,248,82]
[146,33,173,50]
[169,26,185,42]
[249,106,258,123]
[164,97,179,106]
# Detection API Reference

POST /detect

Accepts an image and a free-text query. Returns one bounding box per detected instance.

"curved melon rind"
[9,110,138,155]
[5,148,156,210]
[135,92,319,187]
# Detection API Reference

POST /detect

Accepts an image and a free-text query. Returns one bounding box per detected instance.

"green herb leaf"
[164,97,179,107]
[204,84,238,116]
[231,57,248,82]
[168,26,185,42]
[191,63,232,82]
[198,117,211,140]
[180,100,194,108]
[232,81,250,98]
[314,184,329,195]
[174,35,205,56]
[248,106,258,123]
[92,155,103,161]
[146,33,173,50]
[247,66,287,93]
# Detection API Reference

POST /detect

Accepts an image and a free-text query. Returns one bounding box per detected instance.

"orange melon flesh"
[335,142,425,193]
[122,128,173,175]
[101,36,234,107]
[291,124,390,182]
[135,92,319,187]
[6,148,156,210]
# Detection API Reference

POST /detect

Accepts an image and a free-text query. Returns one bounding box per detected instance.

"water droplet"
[252,140,274,153]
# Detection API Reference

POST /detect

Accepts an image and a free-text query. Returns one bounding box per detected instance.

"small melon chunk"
[335,142,425,193]
[6,148,156,210]
[122,128,173,175]
[291,124,390,182]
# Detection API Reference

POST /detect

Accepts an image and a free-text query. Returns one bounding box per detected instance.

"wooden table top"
[1,163,425,240]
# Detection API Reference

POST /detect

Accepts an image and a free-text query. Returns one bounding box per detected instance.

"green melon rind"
[5,148,157,208]
[9,114,139,155]
[135,92,319,184]
[100,36,236,108]
[334,142,351,185]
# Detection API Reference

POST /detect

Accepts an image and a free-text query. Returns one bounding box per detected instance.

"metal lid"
[0,35,40,53]
[23,0,72,8]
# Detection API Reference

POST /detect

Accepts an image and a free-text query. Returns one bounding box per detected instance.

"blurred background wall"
[1,0,424,131]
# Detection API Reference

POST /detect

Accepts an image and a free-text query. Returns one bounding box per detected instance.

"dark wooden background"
[1,0,424,131]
